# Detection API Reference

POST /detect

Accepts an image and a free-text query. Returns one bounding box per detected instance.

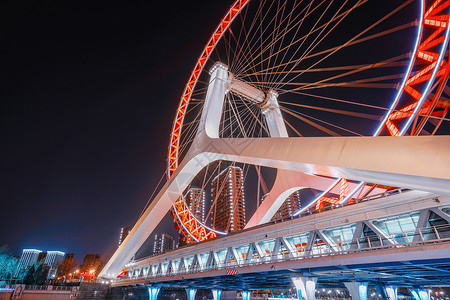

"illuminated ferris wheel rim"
[166,0,450,243]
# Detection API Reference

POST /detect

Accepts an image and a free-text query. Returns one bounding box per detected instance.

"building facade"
[44,251,65,279]
[186,188,206,223]
[211,166,246,233]
[153,233,175,254]
[118,226,133,246]
[263,190,301,222]
[80,254,103,274]
[14,249,42,278]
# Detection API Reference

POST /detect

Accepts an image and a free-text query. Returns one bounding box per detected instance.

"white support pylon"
[344,282,368,300]
[212,289,222,300]
[383,286,398,300]
[292,277,317,300]
[186,288,197,300]
[410,289,429,300]
[242,290,251,300]
[148,287,160,300]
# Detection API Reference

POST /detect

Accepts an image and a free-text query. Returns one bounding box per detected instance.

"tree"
[56,258,78,278]
[0,245,19,282]
[23,265,35,285]
[34,263,49,285]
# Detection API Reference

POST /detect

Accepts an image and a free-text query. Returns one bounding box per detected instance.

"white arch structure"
[99,63,450,279]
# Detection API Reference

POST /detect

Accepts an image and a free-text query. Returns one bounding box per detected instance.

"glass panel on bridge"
[185,256,194,271]
[216,248,228,266]
[285,233,309,257]
[235,245,249,263]
[373,212,420,243]
[161,262,169,275]
[172,259,180,273]
[151,264,158,275]
[198,252,209,269]
[258,239,276,261]
[311,235,329,255]
[323,224,356,251]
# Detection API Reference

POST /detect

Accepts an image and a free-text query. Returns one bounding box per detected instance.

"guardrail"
[118,223,450,282]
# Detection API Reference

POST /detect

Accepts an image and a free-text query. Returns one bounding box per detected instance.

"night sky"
[1,1,232,262]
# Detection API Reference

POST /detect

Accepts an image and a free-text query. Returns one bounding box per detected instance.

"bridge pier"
[344,282,368,300]
[212,289,222,300]
[242,290,251,300]
[292,277,317,300]
[378,285,398,300]
[186,288,197,300]
[410,289,429,300]
[148,287,160,300]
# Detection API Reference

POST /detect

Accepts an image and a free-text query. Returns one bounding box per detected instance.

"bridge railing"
[118,223,450,281]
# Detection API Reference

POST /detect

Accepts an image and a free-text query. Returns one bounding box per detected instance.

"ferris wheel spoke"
[233,1,304,76]
[271,0,354,88]
[281,106,364,136]
[279,101,382,120]
[252,15,414,87]
[284,118,304,137]
[275,21,415,91]
[238,0,367,77]
[236,0,330,76]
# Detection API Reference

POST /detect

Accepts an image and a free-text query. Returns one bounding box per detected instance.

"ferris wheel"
[166,0,450,244]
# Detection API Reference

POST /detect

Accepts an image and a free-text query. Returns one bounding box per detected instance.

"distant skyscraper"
[118,226,133,246]
[14,249,42,278]
[44,251,65,279]
[153,233,175,254]
[211,166,246,233]
[263,191,301,222]
[186,188,206,222]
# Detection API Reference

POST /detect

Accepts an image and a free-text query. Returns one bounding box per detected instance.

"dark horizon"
[1,1,231,262]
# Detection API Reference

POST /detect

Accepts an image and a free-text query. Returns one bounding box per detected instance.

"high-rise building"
[44,251,65,279]
[14,249,42,278]
[211,166,246,233]
[37,252,47,263]
[57,253,75,278]
[80,254,102,273]
[153,233,175,254]
[263,191,301,222]
[118,226,133,246]
[186,188,206,222]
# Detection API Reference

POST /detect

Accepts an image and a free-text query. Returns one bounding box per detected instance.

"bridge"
[98,1,450,299]
[112,190,450,299]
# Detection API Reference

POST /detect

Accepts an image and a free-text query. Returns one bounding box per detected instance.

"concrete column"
[344,282,368,300]
[242,290,251,300]
[148,287,160,300]
[186,288,197,300]
[381,286,397,300]
[292,277,317,300]
[212,289,222,300]
[410,289,429,300]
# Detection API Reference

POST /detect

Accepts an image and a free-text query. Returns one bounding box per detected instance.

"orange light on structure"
[385,0,450,136]
[167,0,250,244]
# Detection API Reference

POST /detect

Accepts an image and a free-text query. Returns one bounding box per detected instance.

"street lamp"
[89,269,95,282]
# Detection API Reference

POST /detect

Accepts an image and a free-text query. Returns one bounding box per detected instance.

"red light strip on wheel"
[167,0,250,244]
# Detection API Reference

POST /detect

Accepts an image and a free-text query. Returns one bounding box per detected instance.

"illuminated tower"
[153,233,175,254]
[211,166,245,233]
[44,251,65,279]
[14,249,42,278]
[118,226,133,247]
[185,188,206,223]
[263,191,301,222]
